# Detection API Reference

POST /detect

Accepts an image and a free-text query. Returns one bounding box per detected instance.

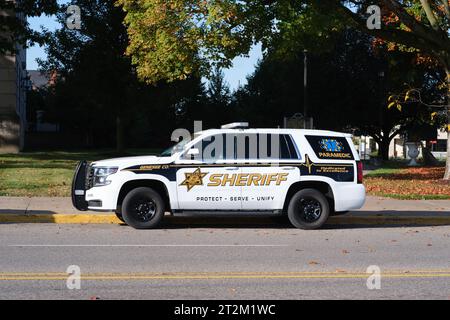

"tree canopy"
[116,0,266,83]
[117,0,450,178]
[0,0,58,54]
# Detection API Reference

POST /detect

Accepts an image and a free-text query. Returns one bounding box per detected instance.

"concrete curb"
[0,213,449,226]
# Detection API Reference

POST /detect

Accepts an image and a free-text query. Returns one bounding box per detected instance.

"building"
[0,2,28,153]
[429,129,448,160]
[28,70,50,90]
[27,70,60,133]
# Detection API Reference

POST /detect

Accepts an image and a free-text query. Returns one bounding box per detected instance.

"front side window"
[160,139,190,157]
[281,134,300,160]
[182,134,228,162]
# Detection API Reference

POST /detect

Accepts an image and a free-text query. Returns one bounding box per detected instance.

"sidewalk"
[0,196,449,225]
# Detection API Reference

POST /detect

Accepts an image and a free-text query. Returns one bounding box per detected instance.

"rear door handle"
[282,167,296,170]
[225,167,239,171]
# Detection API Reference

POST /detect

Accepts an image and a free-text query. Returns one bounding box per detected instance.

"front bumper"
[72,161,119,211]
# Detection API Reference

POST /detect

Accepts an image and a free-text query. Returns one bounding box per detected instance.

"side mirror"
[187,148,200,156]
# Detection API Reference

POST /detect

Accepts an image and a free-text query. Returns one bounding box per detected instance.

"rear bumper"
[333,183,366,212]
[71,161,89,211]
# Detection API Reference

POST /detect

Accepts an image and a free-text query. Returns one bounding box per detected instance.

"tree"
[234,28,438,161]
[39,0,135,152]
[326,1,450,177]
[0,0,58,54]
[117,0,450,178]
[203,67,234,128]
[207,67,231,107]
[40,1,208,152]
[115,0,273,84]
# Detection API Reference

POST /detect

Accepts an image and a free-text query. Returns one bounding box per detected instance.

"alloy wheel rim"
[298,198,322,223]
[133,199,157,222]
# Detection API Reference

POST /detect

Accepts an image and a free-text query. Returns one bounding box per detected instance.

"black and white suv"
[72,123,365,229]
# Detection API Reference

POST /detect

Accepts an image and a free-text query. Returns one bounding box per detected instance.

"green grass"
[364,168,401,177]
[0,150,161,197]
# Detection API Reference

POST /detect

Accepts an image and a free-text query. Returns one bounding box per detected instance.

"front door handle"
[225,167,239,171]
[282,167,296,170]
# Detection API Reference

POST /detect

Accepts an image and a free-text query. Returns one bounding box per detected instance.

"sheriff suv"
[72,123,365,230]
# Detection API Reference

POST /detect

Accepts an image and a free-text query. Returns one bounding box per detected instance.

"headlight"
[93,167,118,187]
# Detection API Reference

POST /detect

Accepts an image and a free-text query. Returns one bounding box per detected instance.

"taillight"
[357,161,363,184]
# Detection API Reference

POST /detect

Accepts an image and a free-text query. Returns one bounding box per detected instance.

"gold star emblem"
[180,168,208,191]
[301,154,314,174]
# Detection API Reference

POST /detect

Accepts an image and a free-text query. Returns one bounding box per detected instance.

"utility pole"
[303,49,308,121]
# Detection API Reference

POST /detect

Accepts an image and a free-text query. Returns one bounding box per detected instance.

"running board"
[172,210,283,217]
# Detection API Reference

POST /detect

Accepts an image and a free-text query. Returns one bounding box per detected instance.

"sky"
[27,14,262,91]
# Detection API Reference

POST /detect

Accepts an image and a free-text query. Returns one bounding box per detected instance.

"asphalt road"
[0,223,449,300]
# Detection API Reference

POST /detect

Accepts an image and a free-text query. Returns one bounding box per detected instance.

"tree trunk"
[422,142,439,166]
[116,114,124,154]
[377,138,390,161]
[444,68,450,180]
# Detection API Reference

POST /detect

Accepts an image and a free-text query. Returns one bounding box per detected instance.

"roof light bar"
[221,122,249,129]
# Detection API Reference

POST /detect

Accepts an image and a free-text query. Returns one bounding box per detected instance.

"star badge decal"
[301,154,314,174]
[180,168,208,191]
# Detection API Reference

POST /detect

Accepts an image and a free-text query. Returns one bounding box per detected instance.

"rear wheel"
[122,187,165,229]
[287,188,329,230]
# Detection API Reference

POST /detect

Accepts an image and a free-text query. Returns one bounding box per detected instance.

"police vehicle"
[72,123,365,229]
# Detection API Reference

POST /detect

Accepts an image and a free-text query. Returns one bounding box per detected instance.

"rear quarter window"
[305,135,354,160]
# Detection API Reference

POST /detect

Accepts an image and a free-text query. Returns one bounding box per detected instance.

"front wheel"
[114,210,125,223]
[122,187,165,229]
[287,188,330,230]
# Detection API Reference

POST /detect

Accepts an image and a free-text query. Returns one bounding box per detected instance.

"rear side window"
[305,135,354,160]
[280,134,300,160]
[238,133,300,160]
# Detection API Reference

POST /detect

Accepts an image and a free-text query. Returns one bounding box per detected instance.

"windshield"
[159,139,190,157]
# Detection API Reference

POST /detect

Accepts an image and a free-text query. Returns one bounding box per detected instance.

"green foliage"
[207,67,231,106]
[116,0,262,84]
[266,0,345,58]
[38,0,211,150]
[234,28,441,158]
[116,0,450,82]
[0,0,58,54]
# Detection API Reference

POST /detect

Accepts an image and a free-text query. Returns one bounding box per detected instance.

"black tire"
[287,188,330,230]
[114,210,125,223]
[122,187,165,229]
